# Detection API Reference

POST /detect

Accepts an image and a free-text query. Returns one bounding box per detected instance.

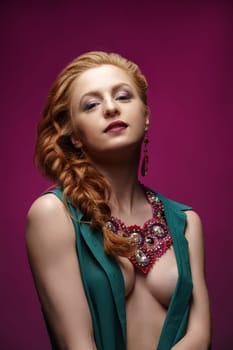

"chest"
[117,246,178,307]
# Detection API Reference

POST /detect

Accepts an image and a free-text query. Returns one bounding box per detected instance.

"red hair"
[35,51,148,256]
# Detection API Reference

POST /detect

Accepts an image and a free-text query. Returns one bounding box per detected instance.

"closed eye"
[83,101,100,111]
[116,93,132,101]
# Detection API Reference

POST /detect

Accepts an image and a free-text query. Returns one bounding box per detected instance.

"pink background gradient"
[1,1,232,349]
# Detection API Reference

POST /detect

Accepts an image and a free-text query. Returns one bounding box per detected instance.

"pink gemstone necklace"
[106,187,173,274]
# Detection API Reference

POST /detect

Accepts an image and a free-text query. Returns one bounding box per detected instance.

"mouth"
[104,120,128,133]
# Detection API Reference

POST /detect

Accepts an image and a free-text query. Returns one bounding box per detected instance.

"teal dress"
[43,187,193,350]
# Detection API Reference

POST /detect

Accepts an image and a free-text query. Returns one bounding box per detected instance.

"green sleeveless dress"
[42,187,193,350]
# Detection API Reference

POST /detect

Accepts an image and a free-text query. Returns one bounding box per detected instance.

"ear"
[71,134,83,149]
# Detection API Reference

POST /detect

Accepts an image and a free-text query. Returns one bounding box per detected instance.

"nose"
[103,98,120,118]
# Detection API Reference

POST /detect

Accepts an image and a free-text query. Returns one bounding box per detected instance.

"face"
[70,64,149,158]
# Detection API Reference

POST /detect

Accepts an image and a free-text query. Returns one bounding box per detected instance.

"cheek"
[73,121,98,147]
[136,101,147,119]
[72,116,88,137]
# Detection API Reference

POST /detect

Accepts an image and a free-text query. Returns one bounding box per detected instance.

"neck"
[87,148,146,216]
[101,166,143,214]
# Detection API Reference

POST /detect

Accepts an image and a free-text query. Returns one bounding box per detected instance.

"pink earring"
[141,134,149,176]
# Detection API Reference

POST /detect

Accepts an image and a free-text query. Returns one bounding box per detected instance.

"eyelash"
[116,93,131,100]
[84,102,99,111]
[84,92,132,111]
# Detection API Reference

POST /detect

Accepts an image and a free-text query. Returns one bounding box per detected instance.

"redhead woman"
[26,51,211,350]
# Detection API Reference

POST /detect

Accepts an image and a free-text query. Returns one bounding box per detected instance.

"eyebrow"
[80,83,133,102]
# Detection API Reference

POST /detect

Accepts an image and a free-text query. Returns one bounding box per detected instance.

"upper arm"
[184,210,211,346]
[26,194,96,350]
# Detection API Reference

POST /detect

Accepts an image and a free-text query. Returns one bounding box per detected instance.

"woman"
[26,51,211,350]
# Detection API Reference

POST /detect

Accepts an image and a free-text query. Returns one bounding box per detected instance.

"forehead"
[71,64,136,98]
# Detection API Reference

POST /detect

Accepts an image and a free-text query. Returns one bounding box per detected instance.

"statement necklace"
[106,188,173,274]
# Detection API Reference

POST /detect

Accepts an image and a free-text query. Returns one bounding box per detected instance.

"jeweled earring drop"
[141,134,149,176]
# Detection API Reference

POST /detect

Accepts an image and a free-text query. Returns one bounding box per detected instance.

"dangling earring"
[141,134,149,176]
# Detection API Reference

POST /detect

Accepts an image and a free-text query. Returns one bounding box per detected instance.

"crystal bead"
[135,249,149,264]
[152,224,165,237]
[106,221,113,230]
[145,236,154,245]
[130,232,141,243]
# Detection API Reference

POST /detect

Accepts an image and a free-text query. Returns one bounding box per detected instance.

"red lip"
[104,120,128,133]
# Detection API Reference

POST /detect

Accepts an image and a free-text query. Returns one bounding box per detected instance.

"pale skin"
[26,65,211,349]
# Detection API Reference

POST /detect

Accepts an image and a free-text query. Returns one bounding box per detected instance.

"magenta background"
[1,1,233,349]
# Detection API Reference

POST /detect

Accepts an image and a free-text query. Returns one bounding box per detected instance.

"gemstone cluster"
[106,188,173,274]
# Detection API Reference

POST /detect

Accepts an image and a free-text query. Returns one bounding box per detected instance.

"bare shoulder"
[27,193,67,220]
[184,210,207,266]
[185,210,203,232]
[26,193,74,247]
[26,193,71,225]
[184,210,205,247]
